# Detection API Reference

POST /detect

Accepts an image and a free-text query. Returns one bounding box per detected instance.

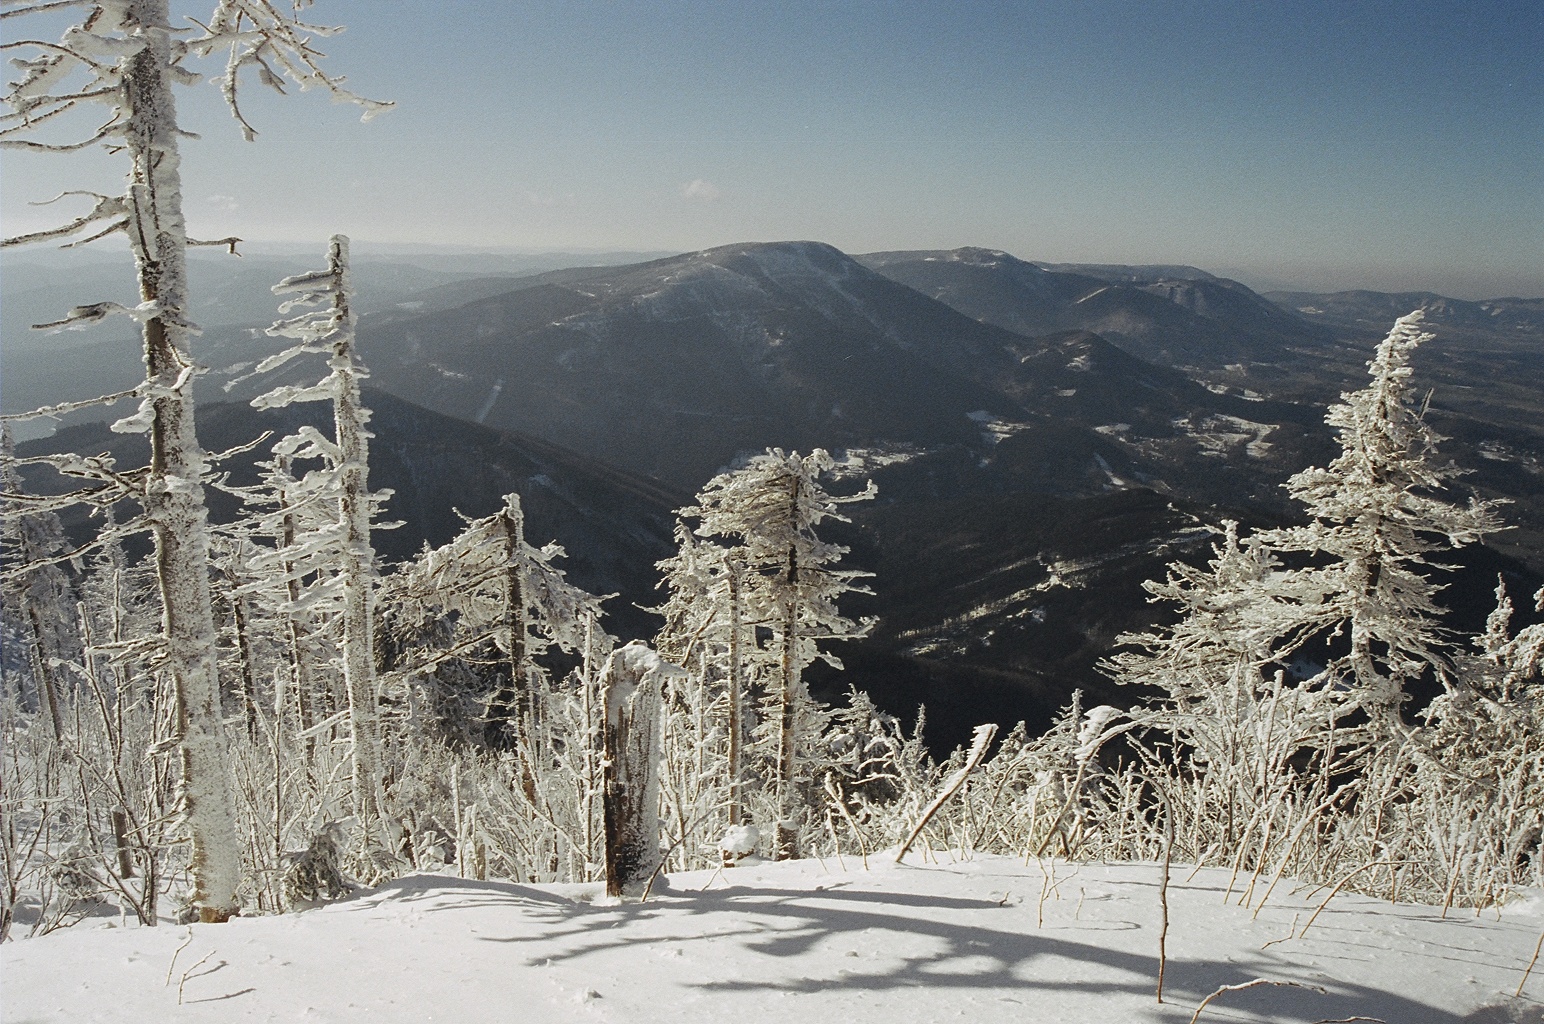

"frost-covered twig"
[1298,860,1404,938]
[185,1,393,141]
[1155,782,1174,1002]
[164,928,194,986]
[1519,924,1544,998]
[176,949,217,1004]
[896,723,996,863]
[0,387,145,423]
[1,192,127,249]
[0,2,95,21]
[1188,979,1327,1024]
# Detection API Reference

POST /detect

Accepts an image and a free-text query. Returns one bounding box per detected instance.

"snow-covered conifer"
[1259,311,1502,719]
[679,449,875,859]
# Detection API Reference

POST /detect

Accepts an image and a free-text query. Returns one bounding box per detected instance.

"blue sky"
[3,1,1540,296]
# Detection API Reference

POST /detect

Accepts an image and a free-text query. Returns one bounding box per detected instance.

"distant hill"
[249,241,1330,521]
[0,248,676,439]
[856,246,1354,383]
[11,241,1541,750]
[856,246,1544,575]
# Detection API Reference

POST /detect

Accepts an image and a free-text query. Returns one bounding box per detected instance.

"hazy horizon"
[2,1,1539,300]
[4,236,1535,302]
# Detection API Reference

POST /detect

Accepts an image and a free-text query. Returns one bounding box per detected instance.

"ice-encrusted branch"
[0,2,95,20]
[895,722,997,863]
[1,192,128,248]
[186,1,393,141]
[32,299,162,331]
[0,386,145,423]
[189,235,242,253]
[0,511,148,581]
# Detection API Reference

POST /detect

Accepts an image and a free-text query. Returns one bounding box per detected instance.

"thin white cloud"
[681,179,721,201]
[207,194,240,211]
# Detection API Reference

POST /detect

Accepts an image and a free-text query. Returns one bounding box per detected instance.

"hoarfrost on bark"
[601,641,682,897]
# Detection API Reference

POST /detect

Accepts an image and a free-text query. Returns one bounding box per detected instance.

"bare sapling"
[1517,924,1544,999]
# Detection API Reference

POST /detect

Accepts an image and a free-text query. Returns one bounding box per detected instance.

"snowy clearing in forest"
[5,854,1540,1024]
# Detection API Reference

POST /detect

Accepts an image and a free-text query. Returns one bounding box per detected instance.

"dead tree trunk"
[323,237,384,842]
[601,642,680,897]
[725,557,744,828]
[497,496,535,801]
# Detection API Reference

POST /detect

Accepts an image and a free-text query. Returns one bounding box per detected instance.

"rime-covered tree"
[380,494,614,878]
[1480,582,1544,699]
[1102,312,1521,898]
[1107,521,1282,702]
[1,0,387,922]
[1258,310,1501,720]
[385,492,612,751]
[0,425,80,743]
[235,447,336,734]
[1106,522,1326,859]
[653,524,755,857]
[248,235,390,848]
[679,449,874,859]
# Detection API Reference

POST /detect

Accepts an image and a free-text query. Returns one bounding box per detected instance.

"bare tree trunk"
[774,474,802,861]
[111,811,135,880]
[580,611,600,877]
[499,496,536,801]
[226,561,259,743]
[123,0,240,923]
[725,558,744,828]
[775,591,799,861]
[24,604,65,744]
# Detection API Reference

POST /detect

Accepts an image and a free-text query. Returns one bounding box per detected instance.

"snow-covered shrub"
[281,823,352,910]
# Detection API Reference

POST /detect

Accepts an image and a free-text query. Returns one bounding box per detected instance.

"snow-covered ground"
[5,854,1541,1023]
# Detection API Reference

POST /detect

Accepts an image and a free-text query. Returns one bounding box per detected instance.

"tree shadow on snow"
[469,878,1502,1023]
[336,874,580,913]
